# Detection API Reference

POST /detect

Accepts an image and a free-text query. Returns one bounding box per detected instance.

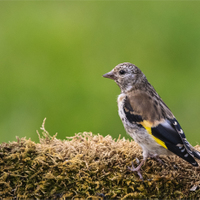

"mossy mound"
[0,122,200,199]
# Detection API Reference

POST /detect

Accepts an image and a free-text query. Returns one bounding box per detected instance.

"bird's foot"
[128,158,144,180]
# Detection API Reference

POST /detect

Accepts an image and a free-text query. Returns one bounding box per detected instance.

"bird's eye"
[119,70,126,75]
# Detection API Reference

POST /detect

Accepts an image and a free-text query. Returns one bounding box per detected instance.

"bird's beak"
[102,71,115,80]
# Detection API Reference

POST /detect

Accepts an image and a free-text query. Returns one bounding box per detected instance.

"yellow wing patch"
[143,125,167,149]
[140,120,164,128]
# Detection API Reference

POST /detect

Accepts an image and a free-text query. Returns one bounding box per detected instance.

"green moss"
[0,122,200,199]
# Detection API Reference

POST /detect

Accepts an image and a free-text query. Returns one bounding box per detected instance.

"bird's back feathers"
[126,85,174,123]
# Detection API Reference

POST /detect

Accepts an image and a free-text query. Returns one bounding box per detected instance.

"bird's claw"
[136,157,140,164]
[128,161,144,180]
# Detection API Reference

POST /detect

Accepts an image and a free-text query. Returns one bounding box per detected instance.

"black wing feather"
[152,119,198,166]
[169,118,193,154]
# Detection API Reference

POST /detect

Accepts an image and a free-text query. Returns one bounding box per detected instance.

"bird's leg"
[128,158,145,180]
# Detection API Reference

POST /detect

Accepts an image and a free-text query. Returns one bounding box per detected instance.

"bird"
[103,62,200,179]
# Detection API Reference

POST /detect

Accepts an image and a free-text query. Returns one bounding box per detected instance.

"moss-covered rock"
[0,121,200,199]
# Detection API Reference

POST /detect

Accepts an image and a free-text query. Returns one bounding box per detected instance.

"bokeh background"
[0,2,200,145]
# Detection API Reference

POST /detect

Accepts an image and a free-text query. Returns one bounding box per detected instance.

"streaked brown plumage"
[103,62,200,179]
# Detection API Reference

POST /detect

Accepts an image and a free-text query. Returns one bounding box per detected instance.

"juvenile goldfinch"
[103,62,200,179]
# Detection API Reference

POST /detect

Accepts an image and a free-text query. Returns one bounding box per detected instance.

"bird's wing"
[124,92,199,166]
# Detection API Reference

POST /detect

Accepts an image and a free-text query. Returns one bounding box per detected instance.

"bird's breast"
[117,93,126,104]
[117,93,126,119]
[117,93,138,130]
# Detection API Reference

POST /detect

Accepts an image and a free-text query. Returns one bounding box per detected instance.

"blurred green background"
[0,2,200,145]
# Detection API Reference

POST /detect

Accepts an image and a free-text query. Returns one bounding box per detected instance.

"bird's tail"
[193,150,200,160]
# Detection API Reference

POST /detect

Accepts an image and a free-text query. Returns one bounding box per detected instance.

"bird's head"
[103,62,147,93]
